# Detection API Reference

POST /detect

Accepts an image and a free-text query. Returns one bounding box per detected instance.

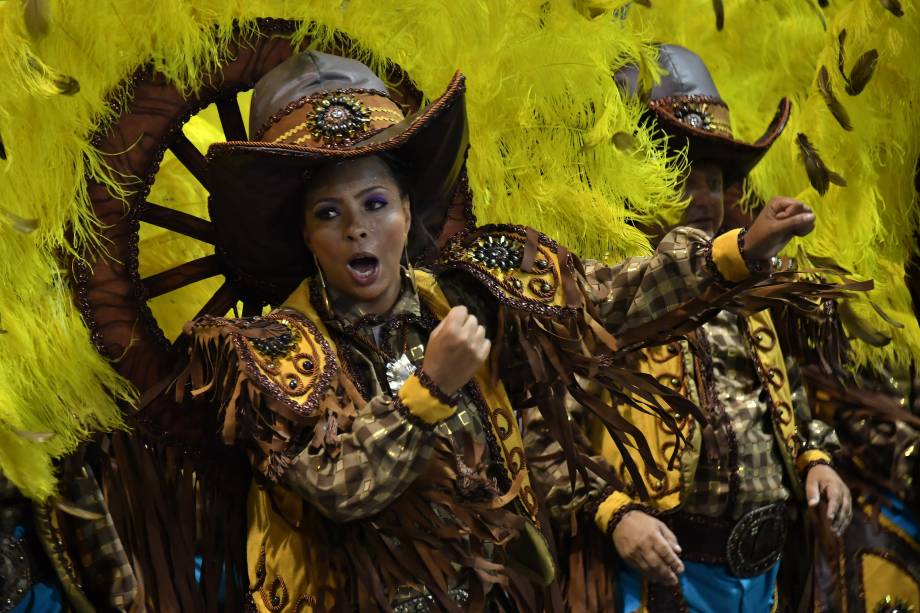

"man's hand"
[805,464,852,535]
[612,510,685,586]
[744,197,816,261]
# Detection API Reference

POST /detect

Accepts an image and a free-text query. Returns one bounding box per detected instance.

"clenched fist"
[422,306,491,396]
[613,510,685,586]
[744,197,816,261]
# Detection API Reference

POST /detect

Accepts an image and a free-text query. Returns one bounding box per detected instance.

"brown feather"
[0,206,39,233]
[868,298,905,329]
[25,56,80,96]
[52,74,80,96]
[796,133,830,195]
[836,29,847,80]
[12,428,53,443]
[914,154,920,193]
[23,0,51,40]
[839,301,891,347]
[827,168,847,187]
[54,497,106,521]
[611,131,637,153]
[817,66,853,131]
[845,49,879,95]
[712,0,724,30]
[879,0,904,17]
[0,133,5,160]
[808,256,853,275]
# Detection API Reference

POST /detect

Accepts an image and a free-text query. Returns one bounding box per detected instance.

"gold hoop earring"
[312,254,333,316]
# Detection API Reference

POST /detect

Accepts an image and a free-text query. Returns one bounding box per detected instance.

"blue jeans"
[881,495,919,542]
[618,560,779,613]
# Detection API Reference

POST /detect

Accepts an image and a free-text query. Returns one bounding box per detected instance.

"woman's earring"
[313,254,333,316]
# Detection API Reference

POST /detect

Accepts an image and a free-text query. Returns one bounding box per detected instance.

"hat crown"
[249,51,389,139]
[616,44,723,104]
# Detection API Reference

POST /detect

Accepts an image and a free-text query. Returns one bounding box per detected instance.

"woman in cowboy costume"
[529,45,852,613]
[163,48,830,612]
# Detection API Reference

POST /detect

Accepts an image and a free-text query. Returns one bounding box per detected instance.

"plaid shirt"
[282,283,492,522]
[2,465,137,611]
[682,310,791,518]
[682,310,840,518]
[585,227,719,334]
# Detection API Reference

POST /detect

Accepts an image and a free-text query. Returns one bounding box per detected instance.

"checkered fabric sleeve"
[584,227,731,335]
[61,465,138,608]
[281,393,436,522]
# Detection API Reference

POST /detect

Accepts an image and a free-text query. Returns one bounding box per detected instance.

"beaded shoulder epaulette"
[435,224,575,316]
[187,308,338,417]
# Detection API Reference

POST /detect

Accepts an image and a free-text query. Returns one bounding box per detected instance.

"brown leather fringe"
[493,302,704,502]
[326,437,544,612]
[492,260,870,506]
[556,511,619,613]
[96,429,251,613]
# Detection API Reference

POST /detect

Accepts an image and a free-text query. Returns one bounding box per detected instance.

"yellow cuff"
[711,228,750,283]
[796,449,833,474]
[594,491,639,534]
[397,374,456,425]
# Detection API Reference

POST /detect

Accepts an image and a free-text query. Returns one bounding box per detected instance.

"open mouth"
[346,253,380,287]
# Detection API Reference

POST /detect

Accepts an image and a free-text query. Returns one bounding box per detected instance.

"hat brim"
[207,72,469,304]
[650,98,791,185]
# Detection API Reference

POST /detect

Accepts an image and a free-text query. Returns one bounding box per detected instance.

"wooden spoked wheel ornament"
[72,22,465,396]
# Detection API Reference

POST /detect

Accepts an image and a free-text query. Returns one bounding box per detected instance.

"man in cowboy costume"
[530,44,852,613]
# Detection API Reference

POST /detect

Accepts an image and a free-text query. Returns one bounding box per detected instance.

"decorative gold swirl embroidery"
[293,594,319,612]
[441,226,562,308]
[253,545,267,590]
[508,447,525,475]
[260,576,289,612]
[491,405,515,440]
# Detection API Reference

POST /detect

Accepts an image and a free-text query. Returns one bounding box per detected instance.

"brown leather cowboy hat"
[207,51,469,303]
[617,44,791,187]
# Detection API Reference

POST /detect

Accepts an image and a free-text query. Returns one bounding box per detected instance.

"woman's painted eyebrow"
[308,184,389,208]
[355,185,388,197]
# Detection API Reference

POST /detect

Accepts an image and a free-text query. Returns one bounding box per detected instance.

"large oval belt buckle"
[726,503,788,578]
